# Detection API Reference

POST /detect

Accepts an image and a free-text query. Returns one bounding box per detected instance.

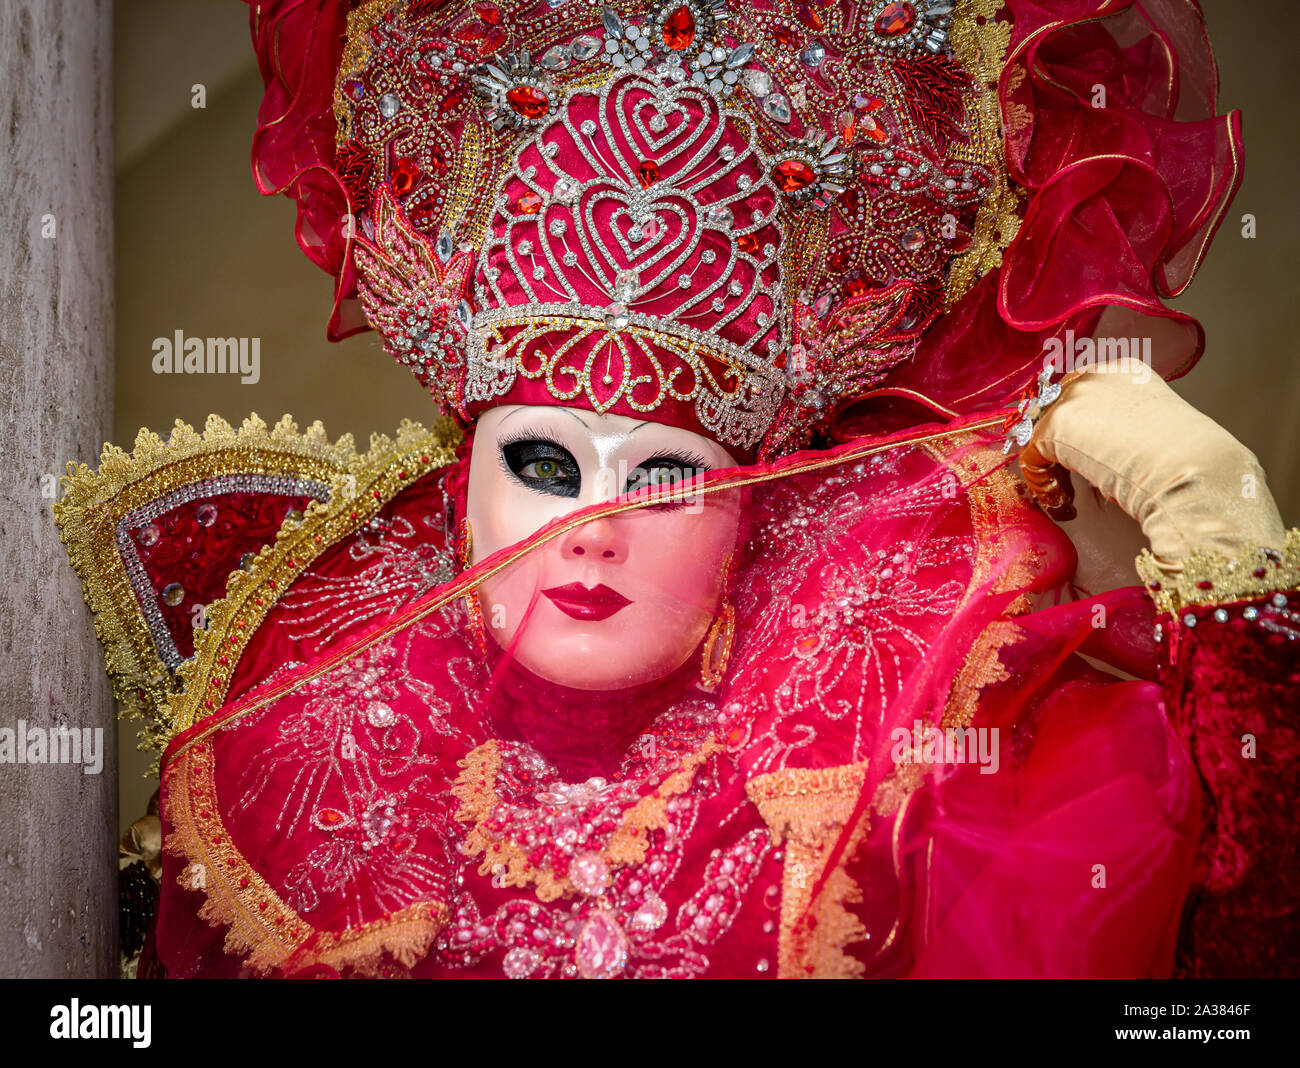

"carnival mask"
[465,404,741,690]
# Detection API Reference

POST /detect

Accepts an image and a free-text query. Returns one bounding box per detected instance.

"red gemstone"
[506,84,549,119]
[480,26,507,54]
[390,157,421,195]
[737,233,761,255]
[473,2,502,24]
[517,190,543,214]
[774,25,800,49]
[661,6,696,50]
[829,248,851,271]
[795,3,824,30]
[844,272,868,297]
[773,157,817,193]
[428,146,448,173]
[875,2,918,36]
[637,159,660,189]
[840,188,861,215]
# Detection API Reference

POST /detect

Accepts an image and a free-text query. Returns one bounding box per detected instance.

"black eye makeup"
[498,425,582,498]
[496,424,713,505]
[625,451,712,510]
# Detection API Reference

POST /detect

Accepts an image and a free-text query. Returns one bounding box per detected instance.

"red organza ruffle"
[246,0,363,340]
[859,0,1243,431]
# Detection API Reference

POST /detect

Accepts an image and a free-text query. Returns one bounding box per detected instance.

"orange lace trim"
[746,763,871,979]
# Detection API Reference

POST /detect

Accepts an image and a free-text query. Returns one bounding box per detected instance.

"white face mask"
[465,405,742,691]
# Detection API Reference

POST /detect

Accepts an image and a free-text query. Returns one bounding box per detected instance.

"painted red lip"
[541,582,632,621]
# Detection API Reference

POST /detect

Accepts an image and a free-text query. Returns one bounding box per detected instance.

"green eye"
[502,438,580,497]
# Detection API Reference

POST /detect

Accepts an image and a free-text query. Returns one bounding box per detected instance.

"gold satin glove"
[1018,359,1286,573]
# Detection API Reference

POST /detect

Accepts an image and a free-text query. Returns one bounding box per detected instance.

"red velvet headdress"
[246,0,1242,459]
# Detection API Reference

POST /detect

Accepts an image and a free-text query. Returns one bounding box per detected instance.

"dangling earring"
[457,516,489,657]
[700,551,737,691]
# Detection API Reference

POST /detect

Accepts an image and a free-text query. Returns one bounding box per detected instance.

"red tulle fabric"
[152,416,1264,978]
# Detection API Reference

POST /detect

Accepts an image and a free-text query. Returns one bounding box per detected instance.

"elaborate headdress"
[248,0,1241,459]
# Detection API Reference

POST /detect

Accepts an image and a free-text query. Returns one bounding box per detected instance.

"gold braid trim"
[52,414,359,758]
[160,415,462,743]
[164,740,448,976]
[453,738,723,903]
[947,0,1020,308]
[1135,528,1300,615]
[745,763,870,979]
[916,435,1036,730]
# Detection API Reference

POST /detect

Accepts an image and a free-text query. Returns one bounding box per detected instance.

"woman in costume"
[56,0,1297,978]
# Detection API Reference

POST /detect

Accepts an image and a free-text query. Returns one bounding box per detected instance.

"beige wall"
[111,0,1300,826]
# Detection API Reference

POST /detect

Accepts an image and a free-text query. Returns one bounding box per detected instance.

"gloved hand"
[1018,359,1287,572]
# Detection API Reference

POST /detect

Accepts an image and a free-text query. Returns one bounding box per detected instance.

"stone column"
[0,1,116,978]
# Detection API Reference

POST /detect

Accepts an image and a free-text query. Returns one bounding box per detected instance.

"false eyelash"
[636,449,712,472]
[495,423,572,452]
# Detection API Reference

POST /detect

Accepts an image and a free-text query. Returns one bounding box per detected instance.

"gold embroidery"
[947,0,1019,307]
[746,763,870,979]
[160,416,462,746]
[333,0,395,144]
[52,413,360,758]
[1135,527,1300,614]
[453,738,723,902]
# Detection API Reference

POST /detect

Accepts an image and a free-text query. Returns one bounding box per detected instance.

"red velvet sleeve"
[1154,589,1300,977]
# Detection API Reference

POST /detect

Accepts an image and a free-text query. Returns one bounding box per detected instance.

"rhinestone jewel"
[637,159,660,188]
[875,2,919,36]
[763,93,792,123]
[196,501,218,527]
[706,205,733,229]
[506,84,549,118]
[801,41,826,68]
[161,583,185,607]
[628,892,669,932]
[571,35,601,61]
[661,5,696,50]
[379,92,401,118]
[135,522,161,547]
[569,851,611,895]
[540,45,570,71]
[574,911,628,979]
[604,302,631,329]
[613,268,638,301]
[367,701,396,727]
[773,157,817,192]
[517,191,543,214]
[744,69,773,97]
[502,946,541,979]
